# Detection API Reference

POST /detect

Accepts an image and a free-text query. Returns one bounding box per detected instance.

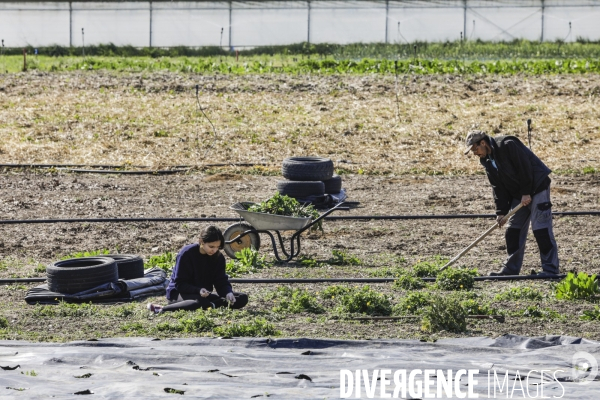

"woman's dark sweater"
[166,243,232,301]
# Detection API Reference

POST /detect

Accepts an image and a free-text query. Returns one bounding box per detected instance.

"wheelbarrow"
[223,201,347,262]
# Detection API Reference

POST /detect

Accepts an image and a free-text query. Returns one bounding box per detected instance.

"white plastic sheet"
[0,334,598,398]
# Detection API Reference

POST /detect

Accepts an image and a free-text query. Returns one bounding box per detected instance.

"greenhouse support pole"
[541,0,545,42]
[69,1,72,47]
[463,0,467,40]
[307,0,311,43]
[149,0,153,47]
[385,0,389,44]
[228,1,232,49]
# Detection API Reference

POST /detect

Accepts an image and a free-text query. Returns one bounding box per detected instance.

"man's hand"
[225,292,236,304]
[199,288,210,297]
[521,194,532,207]
[496,215,506,228]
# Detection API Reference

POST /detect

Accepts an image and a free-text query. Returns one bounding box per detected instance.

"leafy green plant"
[328,250,361,266]
[435,267,477,291]
[555,272,599,300]
[320,285,353,300]
[60,249,109,260]
[495,286,543,301]
[226,247,267,277]
[179,313,216,333]
[273,288,324,314]
[581,306,600,321]
[394,292,433,315]
[33,302,97,317]
[421,295,467,333]
[460,299,498,316]
[214,318,279,337]
[521,305,562,320]
[146,252,177,274]
[412,257,448,277]
[0,316,8,329]
[393,275,425,290]
[22,370,37,377]
[247,194,321,231]
[337,286,392,316]
[297,256,322,268]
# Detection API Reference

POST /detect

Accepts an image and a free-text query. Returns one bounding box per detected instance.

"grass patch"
[60,249,110,260]
[272,287,324,314]
[214,317,279,337]
[33,302,98,317]
[495,286,544,301]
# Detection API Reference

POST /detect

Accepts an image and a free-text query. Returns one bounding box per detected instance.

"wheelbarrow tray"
[230,202,312,231]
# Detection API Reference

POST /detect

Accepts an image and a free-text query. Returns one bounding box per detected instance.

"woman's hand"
[225,292,236,304]
[199,288,210,297]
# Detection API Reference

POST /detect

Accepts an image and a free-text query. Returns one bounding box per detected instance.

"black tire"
[46,257,119,294]
[223,223,261,259]
[282,157,334,181]
[277,180,325,198]
[322,174,342,194]
[105,254,145,280]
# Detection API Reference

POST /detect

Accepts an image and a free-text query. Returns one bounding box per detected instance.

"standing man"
[464,130,559,277]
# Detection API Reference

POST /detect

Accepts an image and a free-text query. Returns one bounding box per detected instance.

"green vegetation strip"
[5,40,600,59]
[3,56,600,74]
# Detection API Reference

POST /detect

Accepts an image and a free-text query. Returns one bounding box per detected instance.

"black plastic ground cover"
[24,268,168,304]
[0,335,596,398]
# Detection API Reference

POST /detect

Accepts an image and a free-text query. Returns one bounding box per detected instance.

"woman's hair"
[199,225,224,249]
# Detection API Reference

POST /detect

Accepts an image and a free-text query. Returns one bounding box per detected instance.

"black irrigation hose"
[1,211,599,225]
[57,168,190,175]
[0,163,269,171]
[0,274,566,285]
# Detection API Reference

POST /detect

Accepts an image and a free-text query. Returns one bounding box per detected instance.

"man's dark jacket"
[480,135,551,215]
[166,243,232,301]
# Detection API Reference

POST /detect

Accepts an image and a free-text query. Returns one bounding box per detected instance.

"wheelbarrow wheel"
[223,222,261,259]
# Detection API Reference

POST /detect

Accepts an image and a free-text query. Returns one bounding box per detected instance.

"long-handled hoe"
[440,203,524,271]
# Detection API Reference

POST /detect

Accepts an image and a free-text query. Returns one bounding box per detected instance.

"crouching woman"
[148,226,248,314]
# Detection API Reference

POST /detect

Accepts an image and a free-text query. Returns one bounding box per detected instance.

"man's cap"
[464,130,486,154]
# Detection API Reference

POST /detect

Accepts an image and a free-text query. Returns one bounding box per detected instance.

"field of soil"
[0,172,599,342]
[0,71,599,342]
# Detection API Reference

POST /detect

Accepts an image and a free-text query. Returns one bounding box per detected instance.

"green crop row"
[3,39,600,59]
[2,55,600,74]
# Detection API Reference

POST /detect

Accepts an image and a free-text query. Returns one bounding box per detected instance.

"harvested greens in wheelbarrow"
[247,194,322,232]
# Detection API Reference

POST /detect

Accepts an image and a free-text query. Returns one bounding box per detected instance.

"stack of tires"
[46,254,145,294]
[277,156,343,202]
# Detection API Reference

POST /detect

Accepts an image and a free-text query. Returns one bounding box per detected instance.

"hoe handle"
[440,203,524,271]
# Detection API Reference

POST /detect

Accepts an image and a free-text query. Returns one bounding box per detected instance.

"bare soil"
[0,72,599,174]
[0,71,599,342]
[0,172,599,341]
